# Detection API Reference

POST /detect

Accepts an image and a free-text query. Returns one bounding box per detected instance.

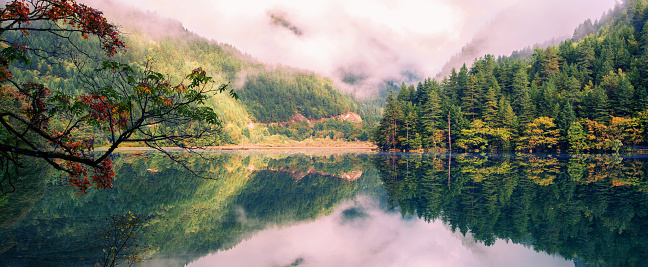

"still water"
[1,151,647,266]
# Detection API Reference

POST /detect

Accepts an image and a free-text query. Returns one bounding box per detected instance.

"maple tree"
[0,0,235,194]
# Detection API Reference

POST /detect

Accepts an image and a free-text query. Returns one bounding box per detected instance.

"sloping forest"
[374,0,648,153]
[7,8,375,146]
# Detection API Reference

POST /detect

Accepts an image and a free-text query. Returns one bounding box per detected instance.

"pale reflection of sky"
[186,196,573,267]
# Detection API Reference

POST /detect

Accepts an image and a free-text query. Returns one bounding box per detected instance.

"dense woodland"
[374,0,648,153]
[237,70,358,123]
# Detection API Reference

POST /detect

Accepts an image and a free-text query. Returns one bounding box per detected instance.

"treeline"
[374,0,648,153]
[264,119,372,142]
[238,70,358,123]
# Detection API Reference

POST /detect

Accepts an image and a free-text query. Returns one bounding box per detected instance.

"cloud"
[183,196,573,267]
[88,0,616,97]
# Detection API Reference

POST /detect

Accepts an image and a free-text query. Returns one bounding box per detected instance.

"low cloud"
[87,0,616,97]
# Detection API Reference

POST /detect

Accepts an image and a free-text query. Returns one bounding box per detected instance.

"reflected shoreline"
[2,151,648,266]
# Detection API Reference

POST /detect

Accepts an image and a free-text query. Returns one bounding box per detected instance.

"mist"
[86,0,617,97]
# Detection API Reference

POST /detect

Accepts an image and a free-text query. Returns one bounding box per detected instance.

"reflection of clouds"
[187,195,572,267]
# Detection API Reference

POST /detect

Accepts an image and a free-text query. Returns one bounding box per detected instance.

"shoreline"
[96,145,378,152]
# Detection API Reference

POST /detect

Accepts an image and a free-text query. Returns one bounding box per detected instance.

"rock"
[337,112,363,123]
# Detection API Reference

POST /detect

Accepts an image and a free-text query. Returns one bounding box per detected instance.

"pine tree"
[591,86,610,123]
[540,46,560,81]
[577,38,595,80]
[635,85,648,112]
[614,70,635,116]
[482,85,499,125]
[510,61,530,111]
[374,91,404,150]
[416,78,433,106]
[422,89,442,149]
[456,64,469,101]
[600,69,635,117]
[446,104,468,147]
[496,97,518,131]
[540,78,558,117]
[632,0,647,34]
[401,102,419,151]
[555,101,577,138]
[462,73,483,119]
[518,89,536,125]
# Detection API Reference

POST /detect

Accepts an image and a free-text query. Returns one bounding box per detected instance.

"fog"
[85,0,617,96]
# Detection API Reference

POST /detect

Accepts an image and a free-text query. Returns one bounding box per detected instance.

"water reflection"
[1,152,647,266]
[374,153,648,267]
[0,151,380,266]
[187,196,571,267]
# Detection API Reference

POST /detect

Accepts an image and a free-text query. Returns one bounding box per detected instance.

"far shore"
[96,145,378,152]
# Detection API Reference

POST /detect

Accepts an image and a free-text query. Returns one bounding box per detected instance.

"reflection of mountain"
[268,167,363,181]
[374,153,648,267]
[0,152,381,266]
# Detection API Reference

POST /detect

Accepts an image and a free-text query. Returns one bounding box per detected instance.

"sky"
[93,0,618,96]
[174,196,572,267]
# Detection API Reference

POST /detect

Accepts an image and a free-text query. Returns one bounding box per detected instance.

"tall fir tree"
[482,86,499,125]
[496,97,518,131]
[422,89,443,149]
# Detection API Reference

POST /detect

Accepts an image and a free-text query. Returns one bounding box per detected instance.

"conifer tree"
[555,101,577,138]
[591,86,610,123]
[482,86,499,125]
[496,97,518,131]
[462,73,482,119]
[518,89,536,125]
[422,89,442,149]
[540,47,561,80]
[374,91,403,150]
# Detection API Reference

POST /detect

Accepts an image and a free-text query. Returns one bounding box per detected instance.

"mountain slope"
[9,0,374,144]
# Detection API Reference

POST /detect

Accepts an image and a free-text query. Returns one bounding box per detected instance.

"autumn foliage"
[0,1,233,194]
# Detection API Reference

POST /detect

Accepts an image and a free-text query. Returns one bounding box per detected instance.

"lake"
[1,151,647,266]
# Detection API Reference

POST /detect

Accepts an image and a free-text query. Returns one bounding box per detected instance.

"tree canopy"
[374,1,648,153]
[0,0,235,194]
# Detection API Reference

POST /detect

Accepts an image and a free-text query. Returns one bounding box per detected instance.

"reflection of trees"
[0,152,378,265]
[375,153,648,266]
[93,212,151,267]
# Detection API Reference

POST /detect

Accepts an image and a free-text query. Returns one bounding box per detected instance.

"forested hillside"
[8,6,375,146]
[374,0,648,153]
[237,69,358,123]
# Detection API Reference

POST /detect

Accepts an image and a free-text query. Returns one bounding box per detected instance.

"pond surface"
[1,151,647,266]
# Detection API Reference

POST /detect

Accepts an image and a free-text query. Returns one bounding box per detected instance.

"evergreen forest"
[374,0,648,153]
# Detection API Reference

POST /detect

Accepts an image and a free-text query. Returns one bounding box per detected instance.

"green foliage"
[237,70,358,123]
[0,152,378,265]
[6,17,368,147]
[518,117,561,152]
[373,2,648,153]
[375,153,648,266]
[567,121,587,152]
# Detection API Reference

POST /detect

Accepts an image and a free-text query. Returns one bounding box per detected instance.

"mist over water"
[87,0,616,96]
